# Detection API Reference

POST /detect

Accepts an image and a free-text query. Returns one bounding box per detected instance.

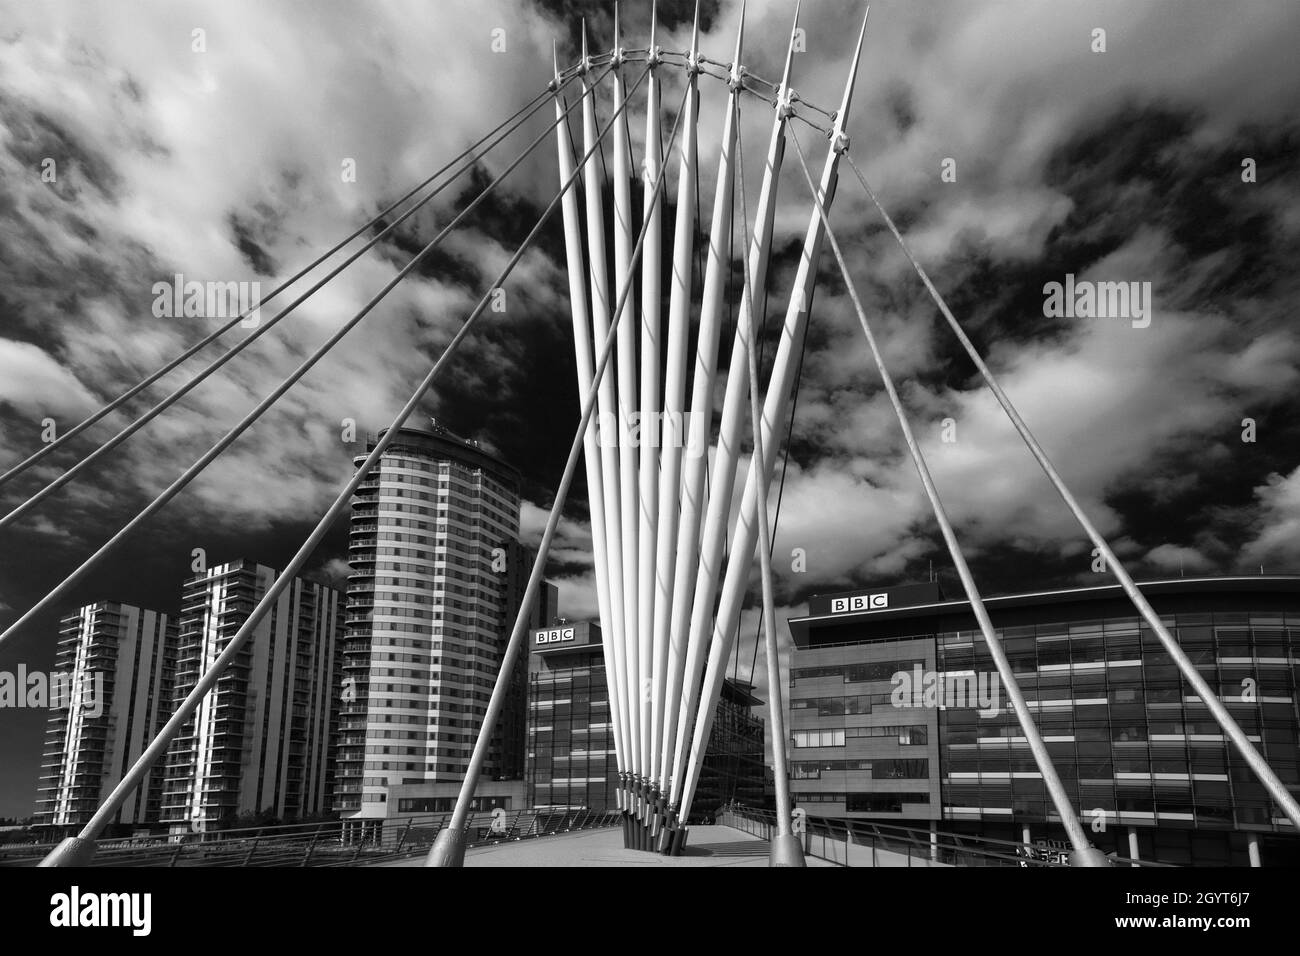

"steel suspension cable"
[790,128,1097,860]
[38,65,649,865]
[841,149,1300,831]
[3,63,638,655]
[0,75,588,532]
[0,81,562,491]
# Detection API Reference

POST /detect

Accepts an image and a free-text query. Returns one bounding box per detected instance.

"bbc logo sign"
[829,593,889,614]
[535,627,576,645]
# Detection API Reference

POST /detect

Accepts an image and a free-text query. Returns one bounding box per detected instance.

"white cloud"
[1145,544,1213,574]
[0,339,98,418]
[1241,467,1300,567]
[0,0,573,526]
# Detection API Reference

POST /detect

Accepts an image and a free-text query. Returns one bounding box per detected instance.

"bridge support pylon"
[37,836,97,868]
[426,826,468,868]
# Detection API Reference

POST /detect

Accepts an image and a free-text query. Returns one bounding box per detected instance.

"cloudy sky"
[1,0,1298,817]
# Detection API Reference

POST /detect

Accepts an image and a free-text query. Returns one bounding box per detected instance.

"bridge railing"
[715,804,1168,868]
[1,808,623,868]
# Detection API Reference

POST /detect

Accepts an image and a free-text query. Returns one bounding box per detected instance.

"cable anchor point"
[777,86,796,119]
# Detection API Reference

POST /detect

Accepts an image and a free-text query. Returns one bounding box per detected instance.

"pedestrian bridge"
[5,804,1166,867]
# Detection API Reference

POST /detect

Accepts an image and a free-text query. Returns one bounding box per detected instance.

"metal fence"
[0,808,622,868]
[715,804,1167,867]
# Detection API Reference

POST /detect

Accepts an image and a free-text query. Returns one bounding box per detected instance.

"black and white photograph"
[0,0,1295,934]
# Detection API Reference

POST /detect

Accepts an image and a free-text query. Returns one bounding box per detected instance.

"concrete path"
[380,825,836,867]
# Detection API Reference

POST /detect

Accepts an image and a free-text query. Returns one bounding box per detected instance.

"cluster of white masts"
[533,0,1300,859]
[548,0,865,836]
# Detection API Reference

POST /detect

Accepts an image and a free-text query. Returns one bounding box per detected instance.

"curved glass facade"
[335,421,527,818]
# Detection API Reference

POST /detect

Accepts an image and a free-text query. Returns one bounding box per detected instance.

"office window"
[871,759,929,779]
[845,792,928,813]
[792,729,846,748]
[792,665,843,682]
[845,659,926,683]
[844,724,926,744]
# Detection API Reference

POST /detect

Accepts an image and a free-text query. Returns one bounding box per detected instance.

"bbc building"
[786,576,1300,866]
[526,621,766,819]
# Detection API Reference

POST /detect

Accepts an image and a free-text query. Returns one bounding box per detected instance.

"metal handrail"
[715,803,1169,868]
[2,807,623,868]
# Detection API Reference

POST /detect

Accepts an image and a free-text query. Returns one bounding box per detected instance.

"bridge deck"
[377,825,836,867]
